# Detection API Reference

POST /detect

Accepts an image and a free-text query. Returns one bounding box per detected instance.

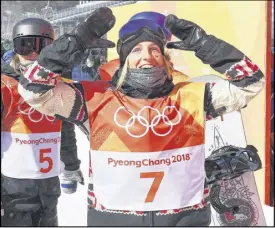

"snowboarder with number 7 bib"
[18,7,265,226]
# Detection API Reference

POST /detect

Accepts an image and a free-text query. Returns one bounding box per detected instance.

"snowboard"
[205,111,266,226]
[191,75,266,226]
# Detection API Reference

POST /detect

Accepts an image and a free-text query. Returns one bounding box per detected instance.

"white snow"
[57,126,89,226]
[58,126,274,226]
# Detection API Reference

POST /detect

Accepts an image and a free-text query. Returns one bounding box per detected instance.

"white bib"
[91,145,205,211]
[1,132,64,179]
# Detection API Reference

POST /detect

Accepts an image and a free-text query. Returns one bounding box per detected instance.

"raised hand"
[69,7,116,50]
[165,14,208,52]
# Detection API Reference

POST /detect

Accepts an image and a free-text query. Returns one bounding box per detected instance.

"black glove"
[69,7,116,50]
[164,14,208,52]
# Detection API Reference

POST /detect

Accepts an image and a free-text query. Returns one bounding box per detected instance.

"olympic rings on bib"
[18,100,55,123]
[114,106,182,138]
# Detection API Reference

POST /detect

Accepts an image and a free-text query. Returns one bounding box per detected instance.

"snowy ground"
[58,126,274,226]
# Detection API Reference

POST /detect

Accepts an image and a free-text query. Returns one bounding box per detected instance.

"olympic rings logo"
[114,106,182,138]
[18,100,55,123]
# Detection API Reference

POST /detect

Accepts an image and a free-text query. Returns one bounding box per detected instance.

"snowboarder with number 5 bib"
[1,18,84,226]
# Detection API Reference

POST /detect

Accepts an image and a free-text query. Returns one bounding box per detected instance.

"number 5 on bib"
[140,171,164,203]
[39,148,53,173]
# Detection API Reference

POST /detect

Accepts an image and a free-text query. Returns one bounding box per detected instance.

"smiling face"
[127,41,164,69]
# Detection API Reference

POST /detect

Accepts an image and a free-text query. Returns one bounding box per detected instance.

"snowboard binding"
[205,145,262,214]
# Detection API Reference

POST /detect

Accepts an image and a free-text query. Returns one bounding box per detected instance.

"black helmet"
[12,18,55,40]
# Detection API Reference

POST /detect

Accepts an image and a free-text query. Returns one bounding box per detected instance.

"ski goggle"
[118,19,166,54]
[13,37,53,56]
[129,12,172,40]
[119,19,166,41]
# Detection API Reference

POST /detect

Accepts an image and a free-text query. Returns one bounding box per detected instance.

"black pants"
[87,204,211,226]
[1,175,61,226]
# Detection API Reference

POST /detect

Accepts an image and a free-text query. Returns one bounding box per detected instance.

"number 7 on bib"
[140,171,164,203]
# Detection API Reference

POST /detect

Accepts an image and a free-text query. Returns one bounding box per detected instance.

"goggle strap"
[117,27,166,54]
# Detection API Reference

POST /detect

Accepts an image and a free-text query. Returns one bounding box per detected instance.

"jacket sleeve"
[60,121,81,171]
[17,35,90,124]
[195,35,265,118]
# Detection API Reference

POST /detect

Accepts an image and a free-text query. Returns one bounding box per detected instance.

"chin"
[21,59,36,65]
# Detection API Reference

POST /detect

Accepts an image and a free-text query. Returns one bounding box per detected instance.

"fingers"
[165,14,191,32]
[77,174,85,185]
[165,15,196,42]
[96,39,116,48]
[166,41,189,50]
[164,14,179,32]
[72,7,116,50]
[76,177,84,185]
[86,7,113,22]
[76,170,85,185]
[89,39,115,49]
[86,7,116,36]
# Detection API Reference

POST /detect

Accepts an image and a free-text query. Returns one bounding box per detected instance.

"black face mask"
[111,67,174,99]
